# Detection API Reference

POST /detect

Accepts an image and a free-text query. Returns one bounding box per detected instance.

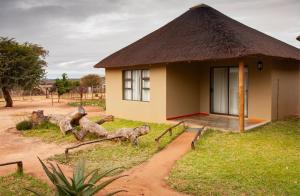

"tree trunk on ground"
[72,115,114,140]
[31,110,49,126]
[107,125,151,145]
[2,87,13,107]
[95,115,114,125]
[65,124,151,155]
[49,106,87,135]
[72,117,108,141]
[28,107,150,145]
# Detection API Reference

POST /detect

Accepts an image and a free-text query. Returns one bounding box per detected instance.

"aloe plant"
[27,157,127,196]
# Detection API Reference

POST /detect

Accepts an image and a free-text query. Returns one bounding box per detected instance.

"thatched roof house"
[95,4,300,131]
[95,4,299,68]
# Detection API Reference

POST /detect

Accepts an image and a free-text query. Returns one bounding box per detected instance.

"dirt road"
[0,98,102,179]
[0,98,194,196]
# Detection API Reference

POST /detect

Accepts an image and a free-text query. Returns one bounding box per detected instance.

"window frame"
[122,69,150,102]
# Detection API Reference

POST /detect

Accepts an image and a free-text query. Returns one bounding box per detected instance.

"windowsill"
[122,99,150,103]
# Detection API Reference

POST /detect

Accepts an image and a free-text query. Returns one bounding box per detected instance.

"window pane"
[142,79,150,88]
[132,70,141,100]
[142,89,150,101]
[142,70,150,78]
[124,89,132,100]
[124,70,131,79]
[125,80,131,88]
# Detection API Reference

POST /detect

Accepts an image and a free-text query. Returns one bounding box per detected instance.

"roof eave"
[94,53,300,69]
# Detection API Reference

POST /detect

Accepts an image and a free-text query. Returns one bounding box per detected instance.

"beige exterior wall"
[247,58,273,120]
[166,64,200,118]
[271,60,300,120]
[104,58,299,123]
[105,65,167,123]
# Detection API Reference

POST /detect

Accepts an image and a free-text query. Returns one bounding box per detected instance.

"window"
[123,69,150,101]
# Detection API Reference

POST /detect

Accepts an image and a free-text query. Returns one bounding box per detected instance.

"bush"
[16,120,33,131]
[34,120,56,129]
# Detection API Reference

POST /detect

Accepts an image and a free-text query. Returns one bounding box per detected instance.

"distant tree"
[80,74,101,99]
[53,73,72,103]
[0,37,47,107]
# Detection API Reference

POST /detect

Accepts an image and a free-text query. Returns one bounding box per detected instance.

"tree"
[53,73,73,103]
[0,37,47,107]
[80,74,101,99]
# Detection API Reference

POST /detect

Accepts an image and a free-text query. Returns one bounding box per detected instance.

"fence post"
[17,161,23,174]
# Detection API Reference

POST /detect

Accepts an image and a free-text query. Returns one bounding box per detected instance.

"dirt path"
[0,98,102,181]
[100,131,195,196]
[0,98,195,195]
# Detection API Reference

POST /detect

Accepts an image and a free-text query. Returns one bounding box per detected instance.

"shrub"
[26,157,127,196]
[16,120,33,131]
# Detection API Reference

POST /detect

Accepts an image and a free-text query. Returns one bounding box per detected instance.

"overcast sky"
[0,0,299,79]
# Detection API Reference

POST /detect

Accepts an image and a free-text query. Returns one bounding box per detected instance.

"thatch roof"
[95,4,300,68]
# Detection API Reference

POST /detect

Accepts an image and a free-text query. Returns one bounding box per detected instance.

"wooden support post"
[239,61,245,132]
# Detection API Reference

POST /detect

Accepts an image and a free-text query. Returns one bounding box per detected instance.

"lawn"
[68,99,105,108]
[23,121,97,144]
[167,118,300,195]
[23,118,185,174]
[50,118,185,174]
[0,173,51,195]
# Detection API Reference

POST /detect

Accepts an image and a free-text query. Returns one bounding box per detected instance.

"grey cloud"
[0,0,299,79]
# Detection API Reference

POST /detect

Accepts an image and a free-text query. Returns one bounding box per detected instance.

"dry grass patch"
[0,173,51,195]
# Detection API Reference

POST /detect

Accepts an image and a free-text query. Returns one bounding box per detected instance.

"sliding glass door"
[211,67,248,116]
[212,68,228,114]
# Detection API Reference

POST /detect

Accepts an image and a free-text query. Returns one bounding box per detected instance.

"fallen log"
[29,108,150,145]
[31,110,49,126]
[107,125,151,145]
[95,115,114,125]
[72,117,109,141]
[65,125,151,158]
[49,106,87,135]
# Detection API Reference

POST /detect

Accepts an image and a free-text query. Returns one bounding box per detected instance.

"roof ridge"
[189,3,210,10]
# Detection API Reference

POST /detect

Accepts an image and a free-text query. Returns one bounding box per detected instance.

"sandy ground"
[0,98,102,180]
[100,132,195,196]
[0,98,194,195]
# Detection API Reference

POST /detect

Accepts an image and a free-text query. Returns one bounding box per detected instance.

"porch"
[166,58,272,132]
[171,114,269,132]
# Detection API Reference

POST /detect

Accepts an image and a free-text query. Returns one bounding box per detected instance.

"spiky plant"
[27,157,126,196]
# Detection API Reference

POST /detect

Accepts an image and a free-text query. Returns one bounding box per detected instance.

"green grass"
[68,99,105,108]
[22,121,80,144]
[50,118,185,174]
[0,173,51,196]
[167,118,300,195]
